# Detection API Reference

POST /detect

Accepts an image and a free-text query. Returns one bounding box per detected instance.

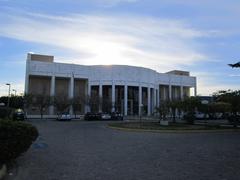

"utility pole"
[6,83,11,108]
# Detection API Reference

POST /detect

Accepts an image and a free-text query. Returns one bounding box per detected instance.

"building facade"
[25,53,197,117]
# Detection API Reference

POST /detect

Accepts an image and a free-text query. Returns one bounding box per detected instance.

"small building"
[25,53,197,117]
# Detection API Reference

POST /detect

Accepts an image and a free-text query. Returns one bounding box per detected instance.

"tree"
[72,96,85,118]
[213,90,240,115]
[155,101,170,122]
[0,96,24,109]
[28,94,51,119]
[24,94,33,112]
[208,102,231,119]
[102,98,113,113]
[88,95,102,113]
[168,100,182,123]
[181,96,201,124]
[54,95,71,116]
[213,90,240,127]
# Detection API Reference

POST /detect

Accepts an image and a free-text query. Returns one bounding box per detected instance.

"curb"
[0,164,7,180]
[108,125,240,133]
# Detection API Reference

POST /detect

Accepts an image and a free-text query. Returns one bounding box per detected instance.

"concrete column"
[180,86,184,100]
[138,86,142,116]
[194,85,197,96]
[174,87,178,100]
[69,76,74,98]
[84,80,88,113]
[169,85,172,101]
[50,76,55,97]
[112,83,115,112]
[99,84,103,112]
[162,86,165,101]
[69,76,74,115]
[49,76,55,115]
[24,59,29,95]
[124,85,128,116]
[153,88,157,114]
[88,83,91,96]
[147,87,151,116]
[157,86,160,108]
[87,83,91,112]
[194,78,197,96]
[24,75,29,95]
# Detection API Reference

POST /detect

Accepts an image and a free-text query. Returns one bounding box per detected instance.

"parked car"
[100,113,111,120]
[195,112,209,120]
[84,112,101,121]
[227,115,240,124]
[12,109,25,121]
[110,112,123,120]
[57,112,72,121]
[84,112,113,120]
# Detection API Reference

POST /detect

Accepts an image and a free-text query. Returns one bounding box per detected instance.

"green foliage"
[181,97,201,124]
[168,100,182,122]
[0,107,12,119]
[183,112,195,125]
[213,90,240,114]
[0,96,24,109]
[182,96,201,113]
[213,90,240,127]
[0,120,38,165]
[208,102,231,118]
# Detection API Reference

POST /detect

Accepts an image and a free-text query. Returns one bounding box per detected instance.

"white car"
[100,113,111,120]
[57,112,72,121]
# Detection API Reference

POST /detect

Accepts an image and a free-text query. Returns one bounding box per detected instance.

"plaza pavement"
[6,120,240,180]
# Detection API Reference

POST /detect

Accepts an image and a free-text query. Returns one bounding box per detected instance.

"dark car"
[84,112,101,121]
[227,115,240,125]
[12,109,25,121]
[110,112,123,120]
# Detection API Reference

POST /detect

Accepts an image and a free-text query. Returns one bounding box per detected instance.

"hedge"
[0,120,38,165]
[0,107,12,119]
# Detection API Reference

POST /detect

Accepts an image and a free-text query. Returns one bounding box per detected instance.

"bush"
[0,107,12,119]
[227,115,240,127]
[0,120,38,165]
[184,112,196,125]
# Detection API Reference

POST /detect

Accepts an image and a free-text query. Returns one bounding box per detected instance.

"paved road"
[6,120,240,180]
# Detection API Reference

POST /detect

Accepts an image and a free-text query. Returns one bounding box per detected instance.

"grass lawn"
[108,122,239,131]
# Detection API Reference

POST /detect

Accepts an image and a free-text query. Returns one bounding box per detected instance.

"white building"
[25,53,197,117]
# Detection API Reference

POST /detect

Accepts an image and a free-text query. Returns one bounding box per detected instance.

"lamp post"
[12,89,17,96]
[6,83,11,108]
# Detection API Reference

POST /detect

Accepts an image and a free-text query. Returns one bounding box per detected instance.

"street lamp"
[12,89,17,96]
[6,83,11,108]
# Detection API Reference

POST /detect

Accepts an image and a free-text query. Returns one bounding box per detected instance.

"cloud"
[197,81,239,96]
[0,11,208,72]
[192,71,239,96]
[95,0,138,7]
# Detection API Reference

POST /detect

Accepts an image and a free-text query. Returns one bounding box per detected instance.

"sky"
[0,0,239,96]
